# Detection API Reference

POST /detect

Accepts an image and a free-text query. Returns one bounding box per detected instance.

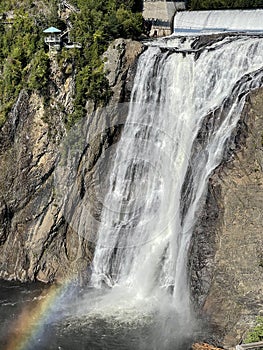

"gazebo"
[43,26,62,51]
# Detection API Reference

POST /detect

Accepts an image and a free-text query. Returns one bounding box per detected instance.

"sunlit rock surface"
[190,88,263,348]
[0,39,142,283]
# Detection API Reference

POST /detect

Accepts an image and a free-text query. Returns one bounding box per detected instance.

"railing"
[64,42,82,49]
[144,0,181,2]
[144,0,185,2]
[236,341,263,350]
[60,29,70,38]
[61,0,80,13]
[44,37,61,43]
[146,18,171,27]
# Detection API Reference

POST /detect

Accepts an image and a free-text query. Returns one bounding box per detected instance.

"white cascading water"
[89,34,263,322]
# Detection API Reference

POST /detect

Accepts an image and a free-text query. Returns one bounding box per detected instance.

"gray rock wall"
[190,89,263,348]
[0,35,262,348]
[0,39,143,283]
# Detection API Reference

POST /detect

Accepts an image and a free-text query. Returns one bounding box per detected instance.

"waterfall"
[173,9,263,34]
[90,34,263,320]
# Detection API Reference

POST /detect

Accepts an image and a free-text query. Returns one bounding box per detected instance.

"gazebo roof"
[43,26,61,33]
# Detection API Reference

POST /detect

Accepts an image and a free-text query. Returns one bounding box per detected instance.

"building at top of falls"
[173,9,263,35]
[143,0,186,37]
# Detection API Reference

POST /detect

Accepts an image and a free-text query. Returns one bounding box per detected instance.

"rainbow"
[5,280,73,350]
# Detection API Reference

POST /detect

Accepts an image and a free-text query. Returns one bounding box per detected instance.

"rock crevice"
[0,39,143,283]
[190,88,263,348]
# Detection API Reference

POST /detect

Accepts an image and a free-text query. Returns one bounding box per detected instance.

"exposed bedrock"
[0,39,143,283]
[190,88,263,348]
[0,35,262,348]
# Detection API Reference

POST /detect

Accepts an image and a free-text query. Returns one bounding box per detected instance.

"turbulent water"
[90,33,263,326]
[0,281,194,349]
[1,31,263,350]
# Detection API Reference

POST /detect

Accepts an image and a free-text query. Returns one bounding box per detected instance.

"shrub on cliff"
[62,0,143,125]
[27,49,50,93]
[0,8,45,126]
[0,0,63,126]
[0,0,143,127]
[245,316,263,343]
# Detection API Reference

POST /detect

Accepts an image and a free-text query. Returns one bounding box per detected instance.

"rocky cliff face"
[0,39,143,283]
[0,34,262,349]
[190,88,263,348]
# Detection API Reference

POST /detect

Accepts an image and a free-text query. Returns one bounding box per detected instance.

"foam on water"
[3,28,263,350]
[90,33,263,328]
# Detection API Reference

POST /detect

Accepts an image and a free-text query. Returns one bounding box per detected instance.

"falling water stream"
[1,24,263,350]
[55,33,263,349]
[90,34,263,320]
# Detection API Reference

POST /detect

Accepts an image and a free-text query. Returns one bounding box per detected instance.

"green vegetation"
[0,0,59,126]
[63,0,143,126]
[189,0,263,10]
[245,316,263,343]
[0,0,143,128]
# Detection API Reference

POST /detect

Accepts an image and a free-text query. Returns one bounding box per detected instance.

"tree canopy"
[63,0,143,125]
[0,0,144,127]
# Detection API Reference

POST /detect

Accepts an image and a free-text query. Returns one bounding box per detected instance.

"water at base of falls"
[0,281,196,350]
[89,32,263,321]
[2,33,263,350]
[40,32,263,349]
